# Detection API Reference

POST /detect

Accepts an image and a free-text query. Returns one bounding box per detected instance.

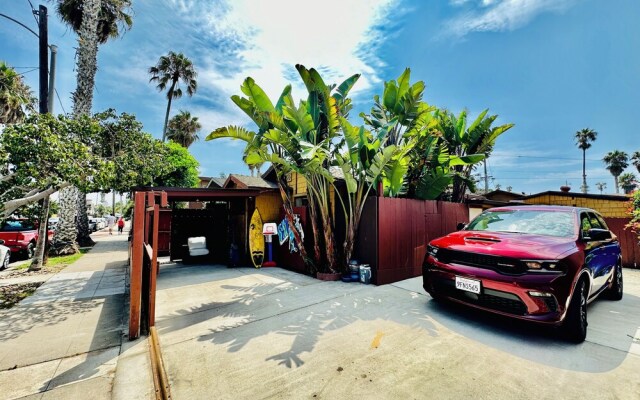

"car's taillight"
[16,233,25,240]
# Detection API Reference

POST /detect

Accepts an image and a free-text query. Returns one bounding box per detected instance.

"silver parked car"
[0,239,10,270]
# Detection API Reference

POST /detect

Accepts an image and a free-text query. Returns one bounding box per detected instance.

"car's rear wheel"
[605,263,623,301]
[562,278,588,343]
[26,242,35,260]
[1,253,9,270]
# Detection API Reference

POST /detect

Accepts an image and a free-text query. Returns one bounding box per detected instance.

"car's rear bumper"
[423,258,570,325]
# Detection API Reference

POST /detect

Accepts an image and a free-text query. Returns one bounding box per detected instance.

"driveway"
[155,264,640,399]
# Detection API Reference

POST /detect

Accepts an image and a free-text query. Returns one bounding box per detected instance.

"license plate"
[455,276,481,294]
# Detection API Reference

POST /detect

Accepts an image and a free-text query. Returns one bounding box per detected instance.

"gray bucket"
[359,264,371,284]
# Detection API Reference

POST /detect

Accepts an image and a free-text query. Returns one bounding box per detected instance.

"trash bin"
[359,264,371,284]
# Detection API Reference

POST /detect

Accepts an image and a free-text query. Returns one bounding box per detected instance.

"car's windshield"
[466,210,576,238]
[0,220,36,231]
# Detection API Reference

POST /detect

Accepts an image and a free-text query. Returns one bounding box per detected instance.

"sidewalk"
[0,229,154,400]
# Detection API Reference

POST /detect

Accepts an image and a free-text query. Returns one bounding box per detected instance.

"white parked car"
[0,240,10,270]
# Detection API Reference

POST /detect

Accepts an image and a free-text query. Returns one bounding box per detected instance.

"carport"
[128,187,267,339]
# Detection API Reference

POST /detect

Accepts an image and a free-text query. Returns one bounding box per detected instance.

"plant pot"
[317,272,341,281]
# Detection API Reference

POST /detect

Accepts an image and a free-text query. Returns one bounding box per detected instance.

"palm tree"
[166,110,201,148]
[0,61,36,124]
[632,151,640,174]
[148,52,197,141]
[575,128,597,193]
[595,182,606,194]
[53,0,133,253]
[603,150,629,194]
[618,172,637,194]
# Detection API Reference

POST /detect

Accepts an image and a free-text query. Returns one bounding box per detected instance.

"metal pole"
[47,45,57,113]
[483,158,488,192]
[38,5,48,114]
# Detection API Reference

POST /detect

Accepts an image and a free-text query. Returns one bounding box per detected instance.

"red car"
[422,206,623,342]
[0,219,54,259]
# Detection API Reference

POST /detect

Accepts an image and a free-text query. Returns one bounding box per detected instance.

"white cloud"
[168,0,399,102]
[444,0,576,38]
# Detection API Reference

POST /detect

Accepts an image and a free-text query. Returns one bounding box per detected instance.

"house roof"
[207,177,226,188]
[224,174,278,189]
[484,189,525,200]
[523,191,630,202]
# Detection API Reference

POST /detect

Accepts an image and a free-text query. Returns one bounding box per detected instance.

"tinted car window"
[0,220,36,231]
[466,210,576,237]
[588,213,603,229]
[593,213,609,230]
[580,213,592,237]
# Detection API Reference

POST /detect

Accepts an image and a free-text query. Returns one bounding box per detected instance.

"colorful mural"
[277,214,304,253]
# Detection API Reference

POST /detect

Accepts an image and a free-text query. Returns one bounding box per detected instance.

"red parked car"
[0,219,54,259]
[422,206,623,342]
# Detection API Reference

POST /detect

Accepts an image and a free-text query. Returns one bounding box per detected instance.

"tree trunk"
[58,0,100,251]
[76,190,95,247]
[614,175,620,194]
[162,83,176,142]
[582,149,587,194]
[2,183,69,218]
[56,186,80,255]
[29,196,50,271]
[306,194,323,266]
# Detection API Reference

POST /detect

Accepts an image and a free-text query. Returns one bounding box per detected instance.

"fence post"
[129,192,146,339]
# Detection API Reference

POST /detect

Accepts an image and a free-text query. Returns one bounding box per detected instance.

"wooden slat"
[149,204,159,328]
[129,192,146,340]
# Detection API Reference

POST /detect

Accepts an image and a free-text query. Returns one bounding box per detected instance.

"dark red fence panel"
[374,198,469,285]
[604,218,640,268]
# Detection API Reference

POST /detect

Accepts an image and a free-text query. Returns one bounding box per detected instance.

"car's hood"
[431,230,576,260]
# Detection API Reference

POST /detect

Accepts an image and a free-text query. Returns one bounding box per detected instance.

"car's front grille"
[432,277,528,316]
[436,249,527,275]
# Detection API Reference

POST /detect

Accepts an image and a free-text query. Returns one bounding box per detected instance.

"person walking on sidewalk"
[106,214,116,235]
[117,217,125,235]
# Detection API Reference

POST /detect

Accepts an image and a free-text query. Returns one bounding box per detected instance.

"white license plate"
[455,276,481,294]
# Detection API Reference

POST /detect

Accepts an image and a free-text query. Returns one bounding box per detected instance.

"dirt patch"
[0,282,42,308]
[0,264,66,280]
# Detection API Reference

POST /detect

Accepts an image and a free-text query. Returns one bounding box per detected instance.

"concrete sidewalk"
[0,230,154,400]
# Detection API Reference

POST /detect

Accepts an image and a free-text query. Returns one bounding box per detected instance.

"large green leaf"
[240,77,275,113]
[206,125,255,142]
[332,74,361,102]
[383,81,398,111]
[283,104,314,135]
[275,85,293,112]
[396,68,411,102]
[416,170,453,200]
[384,155,409,197]
[448,153,485,166]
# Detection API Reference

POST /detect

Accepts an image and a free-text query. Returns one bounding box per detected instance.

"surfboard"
[249,208,264,268]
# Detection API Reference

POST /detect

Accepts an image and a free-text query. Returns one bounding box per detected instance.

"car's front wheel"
[605,263,623,301]
[1,253,9,270]
[26,242,35,260]
[562,278,588,343]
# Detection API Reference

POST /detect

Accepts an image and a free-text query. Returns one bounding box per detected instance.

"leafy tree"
[627,190,640,240]
[53,0,133,250]
[595,182,607,194]
[0,61,36,124]
[619,172,637,194]
[209,66,412,272]
[575,128,597,193]
[603,150,629,194]
[148,52,198,141]
[167,110,201,148]
[153,142,199,188]
[632,151,640,174]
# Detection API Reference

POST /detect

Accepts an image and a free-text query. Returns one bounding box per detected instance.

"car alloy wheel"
[563,278,588,343]
[607,264,623,301]
[1,254,8,270]
[27,243,35,259]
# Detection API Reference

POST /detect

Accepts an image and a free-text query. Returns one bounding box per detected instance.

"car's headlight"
[427,244,439,257]
[524,260,563,272]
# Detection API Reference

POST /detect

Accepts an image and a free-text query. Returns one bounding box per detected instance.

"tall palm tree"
[595,182,606,194]
[575,128,597,193]
[148,52,197,141]
[166,110,201,148]
[632,151,640,174]
[53,0,133,253]
[618,172,637,194]
[0,61,36,124]
[603,150,629,194]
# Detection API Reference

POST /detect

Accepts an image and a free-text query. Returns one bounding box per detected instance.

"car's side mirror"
[585,228,612,241]
[456,222,466,231]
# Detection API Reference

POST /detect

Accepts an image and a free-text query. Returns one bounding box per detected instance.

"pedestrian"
[117,217,125,235]
[106,214,116,235]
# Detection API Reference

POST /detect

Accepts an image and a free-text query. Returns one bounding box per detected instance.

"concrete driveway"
[155,264,640,399]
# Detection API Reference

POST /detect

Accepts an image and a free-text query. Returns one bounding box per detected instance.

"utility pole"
[48,45,57,113]
[483,158,488,193]
[37,5,48,114]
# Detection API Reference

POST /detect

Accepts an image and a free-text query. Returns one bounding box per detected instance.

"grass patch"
[0,282,42,308]
[46,248,89,267]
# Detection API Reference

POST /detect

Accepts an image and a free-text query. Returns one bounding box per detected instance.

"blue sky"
[2,0,639,195]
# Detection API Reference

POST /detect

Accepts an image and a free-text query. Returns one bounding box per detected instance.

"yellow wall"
[524,194,629,218]
[256,192,282,223]
[289,171,337,217]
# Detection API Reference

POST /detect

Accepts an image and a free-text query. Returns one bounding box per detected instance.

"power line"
[17,67,39,76]
[492,154,602,162]
[26,0,39,26]
[54,88,67,114]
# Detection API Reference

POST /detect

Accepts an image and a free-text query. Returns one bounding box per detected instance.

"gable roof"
[207,177,227,188]
[223,174,278,189]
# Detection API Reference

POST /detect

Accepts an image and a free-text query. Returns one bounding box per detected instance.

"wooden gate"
[604,217,640,268]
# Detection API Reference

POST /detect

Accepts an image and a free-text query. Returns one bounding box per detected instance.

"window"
[466,209,576,238]
[580,213,592,237]
[588,213,603,229]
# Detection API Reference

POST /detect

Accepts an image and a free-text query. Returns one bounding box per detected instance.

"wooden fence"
[604,217,640,268]
[354,197,469,285]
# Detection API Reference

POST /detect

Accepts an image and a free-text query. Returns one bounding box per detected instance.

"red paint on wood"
[129,192,146,339]
[605,217,640,267]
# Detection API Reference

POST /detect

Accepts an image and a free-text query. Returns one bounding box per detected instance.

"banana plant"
[207,65,361,274]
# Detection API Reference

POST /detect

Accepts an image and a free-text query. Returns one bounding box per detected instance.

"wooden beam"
[149,204,159,328]
[129,192,146,339]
